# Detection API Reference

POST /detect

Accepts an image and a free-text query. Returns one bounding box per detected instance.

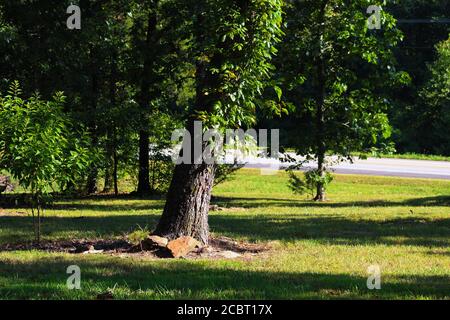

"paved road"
[243,156,450,180]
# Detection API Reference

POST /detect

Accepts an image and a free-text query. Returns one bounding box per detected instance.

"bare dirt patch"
[0,236,271,261]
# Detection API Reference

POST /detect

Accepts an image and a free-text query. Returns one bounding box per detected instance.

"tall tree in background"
[278,0,409,201]
[0,0,122,193]
[419,37,450,155]
[154,0,284,244]
[127,0,172,195]
[386,0,449,154]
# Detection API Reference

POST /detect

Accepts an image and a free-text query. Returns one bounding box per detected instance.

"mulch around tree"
[0,236,271,260]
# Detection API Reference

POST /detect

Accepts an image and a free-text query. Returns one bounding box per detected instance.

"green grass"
[0,169,449,299]
[358,153,450,162]
[281,149,450,162]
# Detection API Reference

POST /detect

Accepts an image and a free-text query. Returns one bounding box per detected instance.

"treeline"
[0,0,449,240]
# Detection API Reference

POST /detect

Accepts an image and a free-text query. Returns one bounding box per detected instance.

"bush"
[0,82,90,242]
[288,169,334,199]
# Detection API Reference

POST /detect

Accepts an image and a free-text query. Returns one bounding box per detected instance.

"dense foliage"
[0,0,448,203]
[0,82,90,241]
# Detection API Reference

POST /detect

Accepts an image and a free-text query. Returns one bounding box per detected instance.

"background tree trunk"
[137,130,151,194]
[314,0,329,202]
[314,148,326,201]
[86,167,98,194]
[136,5,159,195]
[86,45,99,194]
[113,136,119,196]
[103,132,115,193]
[103,170,114,193]
[104,49,118,195]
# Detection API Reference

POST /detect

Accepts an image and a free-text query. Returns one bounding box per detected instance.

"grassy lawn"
[0,169,449,299]
[363,153,450,162]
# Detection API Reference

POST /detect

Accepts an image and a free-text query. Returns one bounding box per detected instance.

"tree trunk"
[113,136,119,196]
[136,3,159,195]
[86,170,98,194]
[154,8,224,244]
[86,46,99,194]
[104,49,118,194]
[103,129,114,193]
[314,0,328,202]
[137,130,151,194]
[153,60,217,243]
[103,154,114,193]
[154,162,215,245]
[314,148,326,201]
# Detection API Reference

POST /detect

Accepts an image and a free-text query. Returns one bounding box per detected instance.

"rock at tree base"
[0,175,14,194]
[82,245,104,254]
[96,291,114,300]
[218,251,241,259]
[167,236,202,258]
[141,235,169,250]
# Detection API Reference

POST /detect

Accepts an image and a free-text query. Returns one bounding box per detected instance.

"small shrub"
[288,169,333,199]
[127,226,149,250]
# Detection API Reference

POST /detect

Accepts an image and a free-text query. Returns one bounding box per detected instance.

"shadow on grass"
[48,202,165,212]
[0,256,448,299]
[1,213,448,248]
[2,193,450,211]
[0,215,161,244]
[210,215,450,247]
[0,193,166,211]
[212,195,450,208]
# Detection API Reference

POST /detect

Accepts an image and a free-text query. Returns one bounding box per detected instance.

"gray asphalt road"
[243,156,450,180]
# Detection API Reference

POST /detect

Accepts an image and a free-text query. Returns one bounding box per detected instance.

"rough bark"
[154,162,215,245]
[154,59,217,245]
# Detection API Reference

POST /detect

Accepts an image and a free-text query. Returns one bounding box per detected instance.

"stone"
[200,246,214,253]
[141,235,169,250]
[218,250,241,259]
[82,245,104,254]
[0,175,14,194]
[96,291,114,300]
[167,236,202,258]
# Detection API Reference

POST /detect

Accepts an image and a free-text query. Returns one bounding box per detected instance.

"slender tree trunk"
[137,130,151,194]
[314,89,326,201]
[37,205,41,244]
[87,47,99,194]
[314,0,329,202]
[113,138,119,196]
[86,148,98,194]
[103,150,114,193]
[314,146,326,201]
[137,3,159,195]
[103,133,114,193]
[104,50,118,194]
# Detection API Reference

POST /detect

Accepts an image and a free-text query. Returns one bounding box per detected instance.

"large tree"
[418,36,450,155]
[277,0,409,201]
[154,0,284,244]
[386,0,450,154]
